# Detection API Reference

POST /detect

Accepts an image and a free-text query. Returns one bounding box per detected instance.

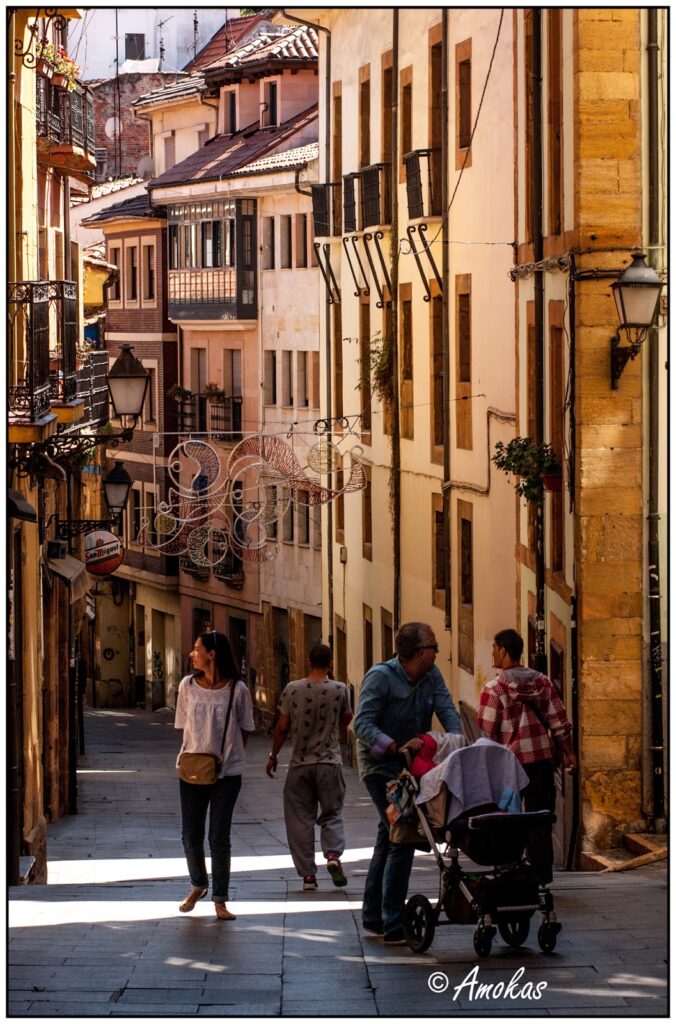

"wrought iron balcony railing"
[342,173,360,233]
[177,394,243,439]
[48,280,78,404]
[75,349,109,428]
[404,148,443,220]
[9,281,51,422]
[360,163,391,229]
[311,182,342,238]
[36,75,95,164]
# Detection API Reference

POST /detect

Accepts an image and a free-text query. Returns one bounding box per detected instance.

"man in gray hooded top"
[478,628,577,884]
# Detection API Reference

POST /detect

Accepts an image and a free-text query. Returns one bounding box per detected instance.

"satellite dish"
[104,116,122,139]
[137,155,155,179]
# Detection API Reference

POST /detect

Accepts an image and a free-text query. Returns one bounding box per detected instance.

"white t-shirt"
[174,675,255,777]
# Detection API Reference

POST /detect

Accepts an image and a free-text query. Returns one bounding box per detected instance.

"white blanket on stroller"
[416,738,529,824]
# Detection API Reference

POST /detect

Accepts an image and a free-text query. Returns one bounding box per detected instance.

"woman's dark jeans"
[362,773,416,937]
[179,775,242,903]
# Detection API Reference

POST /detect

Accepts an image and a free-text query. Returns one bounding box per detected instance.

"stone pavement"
[8,707,668,1018]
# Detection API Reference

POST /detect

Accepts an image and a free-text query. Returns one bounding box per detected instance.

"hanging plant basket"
[492,437,562,503]
[168,384,192,402]
[542,472,563,493]
[36,57,53,79]
[203,382,225,401]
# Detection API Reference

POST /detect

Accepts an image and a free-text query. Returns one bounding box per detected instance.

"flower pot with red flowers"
[36,56,53,79]
[35,41,80,91]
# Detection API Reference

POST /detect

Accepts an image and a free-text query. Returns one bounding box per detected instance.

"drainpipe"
[441,9,451,632]
[531,10,547,674]
[645,8,664,826]
[566,253,580,869]
[390,9,401,630]
[279,9,334,648]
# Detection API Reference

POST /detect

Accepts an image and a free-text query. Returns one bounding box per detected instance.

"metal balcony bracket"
[406,226,433,302]
[323,244,341,304]
[362,234,384,308]
[16,12,67,69]
[365,230,392,308]
[55,517,117,541]
[342,237,363,298]
[313,243,339,304]
[417,224,443,293]
[9,426,135,478]
[350,236,370,296]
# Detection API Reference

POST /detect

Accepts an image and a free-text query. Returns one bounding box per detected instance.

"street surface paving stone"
[9,707,668,1018]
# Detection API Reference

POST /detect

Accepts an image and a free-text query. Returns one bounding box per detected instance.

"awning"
[47,555,93,603]
[8,489,38,523]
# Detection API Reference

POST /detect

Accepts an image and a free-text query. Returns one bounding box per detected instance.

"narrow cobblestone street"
[9,708,668,1018]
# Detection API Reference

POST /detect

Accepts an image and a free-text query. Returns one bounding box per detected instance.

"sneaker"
[383,928,407,946]
[362,921,384,938]
[302,875,318,891]
[326,855,347,887]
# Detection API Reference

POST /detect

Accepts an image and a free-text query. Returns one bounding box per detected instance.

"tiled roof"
[203,24,318,74]
[148,104,318,190]
[228,142,319,177]
[81,192,162,225]
[70,176,144,207]
[132,73,207,111]
[181,13,269,73]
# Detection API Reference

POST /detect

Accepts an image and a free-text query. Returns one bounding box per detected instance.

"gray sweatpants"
[283,763,346,877]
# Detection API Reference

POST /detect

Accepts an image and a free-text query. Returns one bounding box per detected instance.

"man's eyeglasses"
[417,643,439,653]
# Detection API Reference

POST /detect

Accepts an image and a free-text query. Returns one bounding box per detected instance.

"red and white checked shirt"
[478,671,572,765]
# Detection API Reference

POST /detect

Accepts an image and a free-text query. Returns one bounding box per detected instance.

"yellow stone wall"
[573,9,645,849]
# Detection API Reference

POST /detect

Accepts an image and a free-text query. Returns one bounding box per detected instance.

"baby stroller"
[400,739,562,956]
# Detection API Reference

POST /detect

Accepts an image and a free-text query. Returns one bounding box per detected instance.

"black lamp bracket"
[610,329,648,390]
[55,517,119,541]
[9,426,135,478]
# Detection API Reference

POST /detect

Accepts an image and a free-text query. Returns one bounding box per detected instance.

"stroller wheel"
[403,894,436,953]
[498,916,530,948]
[537,921,561,954]
[473,926,494,958]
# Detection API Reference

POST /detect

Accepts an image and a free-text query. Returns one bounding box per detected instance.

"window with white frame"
[142,361,158,428]
[280,215,292,268]
[108,244,122,301]
[142,241,156,302]
[125,243,139,303]
[262,80,278,126]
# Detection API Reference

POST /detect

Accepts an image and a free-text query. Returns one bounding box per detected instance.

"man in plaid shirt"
[478,628,577,884]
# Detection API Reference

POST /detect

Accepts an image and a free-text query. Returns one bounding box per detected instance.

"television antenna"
[158,15,173,71]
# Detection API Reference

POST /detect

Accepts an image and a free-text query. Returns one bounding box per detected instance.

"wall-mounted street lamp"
[10,345,149,475]
[53,461,133,541]
[610,252,664,389]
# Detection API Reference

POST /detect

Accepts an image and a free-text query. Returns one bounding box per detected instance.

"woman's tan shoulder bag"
[178,678,237,785]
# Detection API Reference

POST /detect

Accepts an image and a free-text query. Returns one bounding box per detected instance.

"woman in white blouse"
[175,630,255,920]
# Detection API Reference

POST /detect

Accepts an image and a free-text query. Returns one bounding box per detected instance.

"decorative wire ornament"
[137,432,366,571]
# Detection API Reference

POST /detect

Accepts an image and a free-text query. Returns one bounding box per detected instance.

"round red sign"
[84,529,124,576]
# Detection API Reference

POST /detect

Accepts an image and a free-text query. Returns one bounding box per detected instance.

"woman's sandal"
[214,903,236,921]
[179,887,208,913]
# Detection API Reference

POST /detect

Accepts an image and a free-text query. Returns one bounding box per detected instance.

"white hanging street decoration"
[136,427,366,570]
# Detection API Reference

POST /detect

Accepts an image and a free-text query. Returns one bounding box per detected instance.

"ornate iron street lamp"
[610,252,664,389]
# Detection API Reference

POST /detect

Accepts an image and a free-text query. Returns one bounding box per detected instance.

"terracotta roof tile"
[81,192,161,225]
[203,24,318,73]
[147,104,318,190]
[182,13,269,73]
[228,142,319,176]
[132,73,206,110]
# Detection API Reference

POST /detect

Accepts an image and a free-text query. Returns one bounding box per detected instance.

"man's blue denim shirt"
[353,658,461,780]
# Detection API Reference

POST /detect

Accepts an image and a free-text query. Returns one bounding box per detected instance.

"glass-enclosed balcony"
[166,199,257,320]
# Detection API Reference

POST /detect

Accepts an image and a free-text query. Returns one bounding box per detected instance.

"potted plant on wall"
[492,437,562,503]
[168,383,192,402]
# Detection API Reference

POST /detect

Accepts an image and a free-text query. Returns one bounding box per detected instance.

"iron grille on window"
[404,149,442,220]
[75,349,109,427]
[360,163,391,228]
[8,282,51,421]
[36,78,95,157]
[343,173,359,233]
[36,74,61,141]
[47,280,78,404]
